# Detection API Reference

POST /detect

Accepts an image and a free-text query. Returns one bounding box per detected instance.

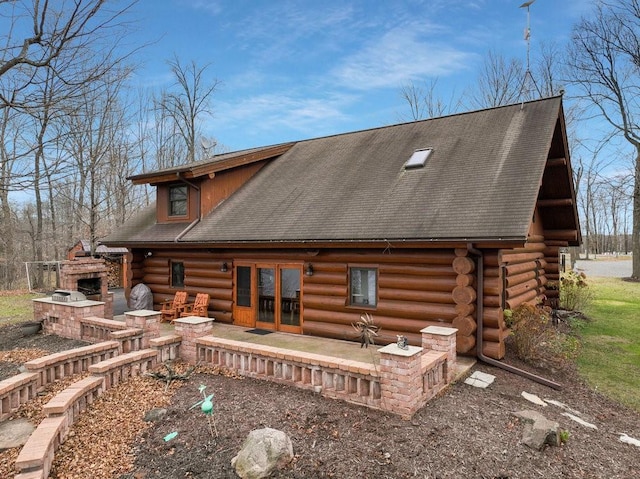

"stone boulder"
[513,410,560,450]
[231,428,294,479]
[143,408,167,423]
[0,418,35,450]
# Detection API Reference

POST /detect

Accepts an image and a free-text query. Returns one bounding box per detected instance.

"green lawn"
[579,277,640,411]
[0,292,44,325]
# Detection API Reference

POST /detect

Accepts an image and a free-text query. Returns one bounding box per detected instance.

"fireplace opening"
[77,277,102,299]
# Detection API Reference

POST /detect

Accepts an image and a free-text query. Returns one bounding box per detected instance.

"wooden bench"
[0,372,38,421]
[42,376,104,423]
[88,349,158,389]
[14,414,67,479]
[24,341,119,390]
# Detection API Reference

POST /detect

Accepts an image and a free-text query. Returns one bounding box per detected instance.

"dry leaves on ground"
[0,372,90,478]
[0,348,50,364]
[50,363,191,479]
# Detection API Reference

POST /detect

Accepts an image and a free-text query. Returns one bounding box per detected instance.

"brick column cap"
[125,310,159,318]
[173,316,214,325]
[420,326,458,336]
[378,344,422,357]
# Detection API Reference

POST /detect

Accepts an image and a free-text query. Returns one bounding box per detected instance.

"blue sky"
[129,0,591,153]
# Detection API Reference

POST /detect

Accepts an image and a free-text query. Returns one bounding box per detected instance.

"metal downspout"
[467,243,562,390]
[175,217,200,242]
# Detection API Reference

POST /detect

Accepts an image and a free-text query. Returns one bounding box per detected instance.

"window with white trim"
[349,267,377,307]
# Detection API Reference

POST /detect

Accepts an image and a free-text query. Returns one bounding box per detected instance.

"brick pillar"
[104,292,114,319]
[125,310,161,349]
[173,317,214,364]
[421,326,458,383]
[378,343,423,419]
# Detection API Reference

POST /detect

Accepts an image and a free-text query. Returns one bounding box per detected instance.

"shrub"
[506,303,580,369]
[559,271,593,312]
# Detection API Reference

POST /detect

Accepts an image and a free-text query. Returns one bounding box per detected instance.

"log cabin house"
[103,96,580,360]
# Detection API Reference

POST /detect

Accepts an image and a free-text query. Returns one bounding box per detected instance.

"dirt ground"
[1,322,639,479]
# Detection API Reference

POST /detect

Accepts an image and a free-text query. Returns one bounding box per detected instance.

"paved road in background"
[574,259,632,278]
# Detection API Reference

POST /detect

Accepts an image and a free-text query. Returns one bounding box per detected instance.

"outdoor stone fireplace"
[58,257,113,318]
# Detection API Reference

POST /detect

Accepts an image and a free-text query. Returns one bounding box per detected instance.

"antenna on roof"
[519,0,541,107]
[200,137,217,155]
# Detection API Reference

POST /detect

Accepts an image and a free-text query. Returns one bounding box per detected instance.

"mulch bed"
[0,321,639,478]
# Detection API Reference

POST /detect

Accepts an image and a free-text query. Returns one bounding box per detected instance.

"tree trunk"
[633,145,640,279]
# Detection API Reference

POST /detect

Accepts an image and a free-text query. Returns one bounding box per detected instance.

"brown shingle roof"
[107,96,568,245]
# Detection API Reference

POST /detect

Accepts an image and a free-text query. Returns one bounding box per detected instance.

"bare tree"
[567,0,640,278]
[158,56,220,164]
[399,79,459,121]
[58,67,132,254]
[468,50,525,109]
[0,1,137,107]
[0,0,139,287]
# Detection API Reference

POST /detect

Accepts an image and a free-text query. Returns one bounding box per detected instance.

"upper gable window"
[169,184,188,217]
[404,148,432,170]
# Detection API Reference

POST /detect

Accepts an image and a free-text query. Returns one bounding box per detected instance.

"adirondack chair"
[180,293,210,320]
[160,291,188,322]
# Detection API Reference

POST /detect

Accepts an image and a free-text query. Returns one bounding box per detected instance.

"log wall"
[128,247,473,352]
[498,235,547,311]
[129,249,233,323]
[301,249,467,351]
[124,243,563,361]
[542,239,568,304]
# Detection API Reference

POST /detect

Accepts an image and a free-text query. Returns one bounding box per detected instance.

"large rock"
[129,283,153,310]
[144,408,167,423]
[231,428,294,479]
[513,410,560,450]
[0,418,35,450]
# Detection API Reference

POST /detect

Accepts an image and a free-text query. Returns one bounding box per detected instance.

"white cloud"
[331,24,476,90]
[212,91,358,144]
[182,0,223,16]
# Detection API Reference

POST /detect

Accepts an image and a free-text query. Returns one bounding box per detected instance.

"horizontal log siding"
[131,249,233,322]
[498,241,546,311]
[128,247,502,356]
[542,239,567,302]
[452,250,478,356]
[482,250,506,358]
[302,249,458,349]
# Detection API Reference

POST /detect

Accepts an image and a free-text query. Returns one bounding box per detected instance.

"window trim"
[347,265,378,308]
[168,184,189,217]
[170,260,185,288]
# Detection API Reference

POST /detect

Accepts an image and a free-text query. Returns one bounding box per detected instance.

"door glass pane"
[258,267,275,323]
[280,268,301,326]
[237,266,252,307]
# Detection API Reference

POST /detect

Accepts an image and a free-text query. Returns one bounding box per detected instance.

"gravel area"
[574,259,632,278]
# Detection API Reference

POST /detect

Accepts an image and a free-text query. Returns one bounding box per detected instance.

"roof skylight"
[404,148,432,169]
